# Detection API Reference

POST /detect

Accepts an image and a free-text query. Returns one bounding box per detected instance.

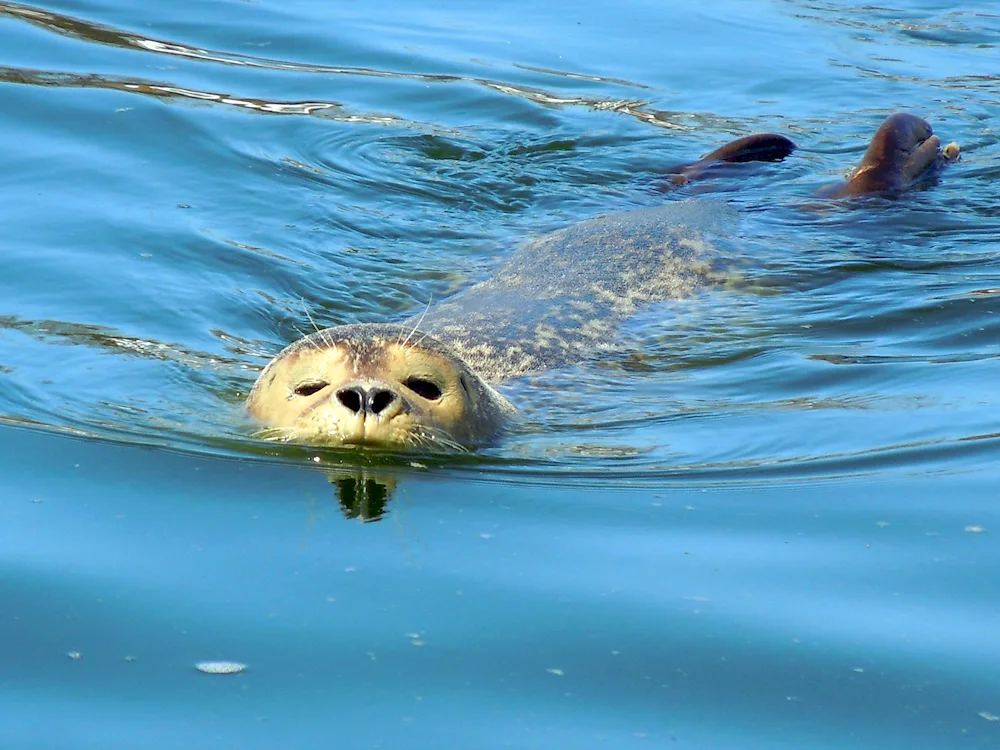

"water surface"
[1,0,998,747]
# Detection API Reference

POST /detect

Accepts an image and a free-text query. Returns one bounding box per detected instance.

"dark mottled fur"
[408,200,739,382]
[269,201,738,386]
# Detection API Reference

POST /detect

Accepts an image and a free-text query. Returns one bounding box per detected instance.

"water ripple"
[0,1,714,132]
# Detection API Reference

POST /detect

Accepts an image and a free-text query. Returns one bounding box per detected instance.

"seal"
[247,112,959,450]
[247,198,745,449]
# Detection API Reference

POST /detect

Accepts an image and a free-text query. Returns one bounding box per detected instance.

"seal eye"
[293,381,328,397]
[403,377,442,401]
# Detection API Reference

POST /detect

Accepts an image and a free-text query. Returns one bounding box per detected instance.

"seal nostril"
[336,387,364,414]
[369,389,397,415]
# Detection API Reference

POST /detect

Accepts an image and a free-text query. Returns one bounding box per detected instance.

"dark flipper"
[818,112,960,198]
[666,133,796,186]
[699,133,797,164]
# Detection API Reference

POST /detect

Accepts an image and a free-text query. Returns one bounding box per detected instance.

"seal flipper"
[818,113,959,199]
[699,133,797,164]
[667,133,796,186]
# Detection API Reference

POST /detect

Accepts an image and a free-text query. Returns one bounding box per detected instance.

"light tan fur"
[246,325,515,450]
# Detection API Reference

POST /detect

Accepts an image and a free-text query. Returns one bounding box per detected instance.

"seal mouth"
[336,431,468,453]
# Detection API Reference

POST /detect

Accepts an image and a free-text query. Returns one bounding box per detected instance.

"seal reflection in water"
[247,112,959,450]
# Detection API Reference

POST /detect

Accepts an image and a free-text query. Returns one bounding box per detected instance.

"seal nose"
[336,385,400,417]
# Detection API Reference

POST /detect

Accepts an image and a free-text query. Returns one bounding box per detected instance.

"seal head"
[246,323,516,450]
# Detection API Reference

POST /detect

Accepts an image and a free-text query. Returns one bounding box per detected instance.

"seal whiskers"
[399,296,432,351]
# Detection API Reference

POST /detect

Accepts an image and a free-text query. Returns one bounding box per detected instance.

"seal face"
[246,323,515,450]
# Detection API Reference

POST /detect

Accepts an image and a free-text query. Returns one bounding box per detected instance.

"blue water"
[1,0,999,747]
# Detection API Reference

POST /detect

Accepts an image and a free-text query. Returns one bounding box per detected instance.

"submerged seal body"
[247,112,959,450]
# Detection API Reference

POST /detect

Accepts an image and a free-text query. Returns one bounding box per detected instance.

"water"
[1,0,998,746]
